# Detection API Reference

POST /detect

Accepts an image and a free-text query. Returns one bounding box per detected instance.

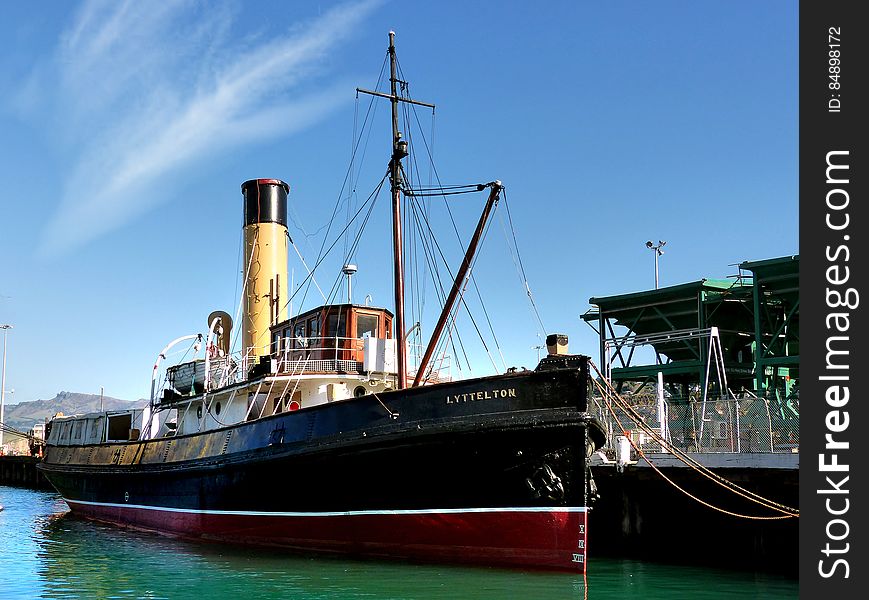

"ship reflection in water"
[35,503,588,600]
[1,487,798,600]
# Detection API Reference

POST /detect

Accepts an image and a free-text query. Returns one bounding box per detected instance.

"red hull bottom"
[65,500,589,572]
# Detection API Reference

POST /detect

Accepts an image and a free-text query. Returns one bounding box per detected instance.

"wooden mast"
[387,31,408,389]
[357,32,435,390]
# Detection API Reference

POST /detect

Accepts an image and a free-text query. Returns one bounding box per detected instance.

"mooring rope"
[589,361,799,519]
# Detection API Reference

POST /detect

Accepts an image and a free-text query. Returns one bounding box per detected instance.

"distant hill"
[3,391,148,433]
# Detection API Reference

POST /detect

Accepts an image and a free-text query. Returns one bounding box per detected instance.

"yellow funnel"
[240,179,289,367]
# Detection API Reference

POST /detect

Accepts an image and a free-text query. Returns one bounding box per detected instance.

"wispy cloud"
[36,0,381,256]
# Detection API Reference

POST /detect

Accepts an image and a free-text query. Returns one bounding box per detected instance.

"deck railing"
[154,337,453,406]
[273,336,451,382]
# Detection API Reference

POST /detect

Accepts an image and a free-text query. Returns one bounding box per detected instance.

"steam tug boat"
[38,33,606,572]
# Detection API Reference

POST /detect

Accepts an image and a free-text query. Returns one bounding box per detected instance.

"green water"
[0,486,797,599]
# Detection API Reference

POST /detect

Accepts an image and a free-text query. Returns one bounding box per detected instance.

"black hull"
[39,359,605,570]
[44,419,591,511]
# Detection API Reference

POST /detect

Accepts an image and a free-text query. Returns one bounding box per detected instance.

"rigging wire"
[429,198,503,377]
[323,177,385,308]
[406,164,509,372]
[280,173,389,317]
[428,107,436,190]
[501,188,547,338]
[345,53,388,262]
[407,187,497,374]
[345,91,359,260]
[409,183,486,192]
[398,74,510,372]
[465,205,508,372]
[406,193,468,374]
[232,217,243,327]
[394,61,502,376]
[400,95,425,367]
[395,57,472,373]
[304,54,387,316]
[229,229,259,356]
[288,233,327,302]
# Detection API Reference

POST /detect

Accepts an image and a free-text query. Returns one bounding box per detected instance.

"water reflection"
[34,507,586,599]
[1,487,796,600]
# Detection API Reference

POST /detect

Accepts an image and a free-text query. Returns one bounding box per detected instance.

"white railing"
[273,336,452,382]
[152,336,454,408]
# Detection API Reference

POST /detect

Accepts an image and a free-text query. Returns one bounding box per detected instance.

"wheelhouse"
[270,303,394,373]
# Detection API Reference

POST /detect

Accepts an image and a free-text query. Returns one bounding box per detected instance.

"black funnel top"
[241,179,289,227]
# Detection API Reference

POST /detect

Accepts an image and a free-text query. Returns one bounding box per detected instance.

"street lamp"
[1,324,12,450]
[645,240,666,289]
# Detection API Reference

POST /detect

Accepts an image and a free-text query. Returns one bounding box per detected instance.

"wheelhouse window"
[293,320,306,345]
[309,315,321,342]
[357,314,379,339]
[326,310,346,339]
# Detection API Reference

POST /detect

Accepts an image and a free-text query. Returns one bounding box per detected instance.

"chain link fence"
[591,390,799,457]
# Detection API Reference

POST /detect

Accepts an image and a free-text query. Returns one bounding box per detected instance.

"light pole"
[645,240,666,289]
[642,244,667,430]
[1,324,12,451]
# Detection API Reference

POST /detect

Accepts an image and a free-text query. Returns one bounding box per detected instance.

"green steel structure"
[582,279,754,400]
[581,255,799,401]
[740,255,799,403]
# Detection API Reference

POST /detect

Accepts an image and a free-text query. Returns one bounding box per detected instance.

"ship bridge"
[268,303,397,377]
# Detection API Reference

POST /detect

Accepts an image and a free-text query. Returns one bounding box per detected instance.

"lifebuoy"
[289,400,301,411]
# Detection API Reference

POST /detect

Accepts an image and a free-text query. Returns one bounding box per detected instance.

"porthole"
[354,386,367,398]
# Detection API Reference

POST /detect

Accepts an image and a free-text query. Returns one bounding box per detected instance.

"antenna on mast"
[342,264,357,303]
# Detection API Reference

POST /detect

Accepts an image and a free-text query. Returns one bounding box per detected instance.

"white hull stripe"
[64,499,587,517]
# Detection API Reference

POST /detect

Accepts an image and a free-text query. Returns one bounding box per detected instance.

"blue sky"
[0,0,797,404]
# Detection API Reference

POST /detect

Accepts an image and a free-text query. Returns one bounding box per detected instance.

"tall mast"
[388,31,408,389]
[357,32,435,390]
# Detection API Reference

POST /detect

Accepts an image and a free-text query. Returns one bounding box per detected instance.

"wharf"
[0,455,52,490]
[588,451,799,576]
[601,450,798,470]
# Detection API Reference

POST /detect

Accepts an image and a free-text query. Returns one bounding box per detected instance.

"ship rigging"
[38,32,606,573]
